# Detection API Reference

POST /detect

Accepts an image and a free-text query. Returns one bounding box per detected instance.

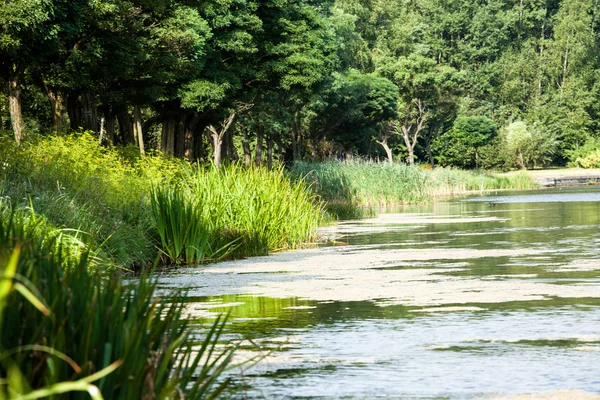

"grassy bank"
[291,161,537,218]
[0,134,324,268]
[0,206,236,398]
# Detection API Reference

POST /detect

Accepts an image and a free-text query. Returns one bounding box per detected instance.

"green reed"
[291,161,538,218]
[0,208,237,399]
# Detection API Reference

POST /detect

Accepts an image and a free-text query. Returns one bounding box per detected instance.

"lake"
[158,186,600,399]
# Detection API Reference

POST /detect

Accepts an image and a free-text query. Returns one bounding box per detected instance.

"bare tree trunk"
[133,105,145,155]
[207,110,237,167]
[46,86,68,136]
[210,128,224,167]
[99,116,105,144]
[377,139,393,164]
[242,128,252,167]
[255,124,264,166]
[7,67,25,143]
[403,136,416,166]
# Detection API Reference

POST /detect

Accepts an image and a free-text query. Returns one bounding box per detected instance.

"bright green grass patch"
[152,164,325,264]
[291,161,538,218]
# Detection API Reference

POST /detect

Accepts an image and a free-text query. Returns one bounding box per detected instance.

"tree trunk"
[255,124,264,166]
[226,128,239,162]
[67,92,98,132]
[212,129,223,167]
[105,115,116,145]
[133,105,145,155]
[117,110,134,145]
[161,116,176,155]
[242,128,252,167]
[183,113,201,161]
[81,92,98,132]
[267,133,274,170]
[194,122,209,162]
[426,138,434,168]
[7,66,25,143]
[378,139,393,164]
[207,110,237,167]
[67,93,83,130]
[46,86,68,136]
[175,114,186,158]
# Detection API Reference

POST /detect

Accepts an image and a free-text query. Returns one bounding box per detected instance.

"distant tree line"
[2,0,600,169]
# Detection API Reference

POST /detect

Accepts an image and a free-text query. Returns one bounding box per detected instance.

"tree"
[435,115,498,168]
[504,120,558,169]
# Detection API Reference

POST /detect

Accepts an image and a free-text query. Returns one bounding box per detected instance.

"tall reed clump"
[191,164,324,258]
[150,164,324,264]
[0,206,237,399]
[291,161,537,218]
[151,186,213,264]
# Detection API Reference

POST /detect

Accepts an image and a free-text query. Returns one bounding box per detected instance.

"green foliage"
[435,116,498,168]
[187,165,324,258]
[0,208,236,399]
[565,137,600,167]
[567,137,600,168]
[0,133,186,267]
[504,121,558,169]
[150,186,212,265]
[319,70,399,152]
[0,134,324,268]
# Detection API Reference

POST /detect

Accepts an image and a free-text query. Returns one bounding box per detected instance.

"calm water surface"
[159,187,600,399]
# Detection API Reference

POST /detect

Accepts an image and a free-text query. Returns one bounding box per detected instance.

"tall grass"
[151,186,213,264]
[151,165,325,264]
[0,206,237,399]
[291,161,538,218]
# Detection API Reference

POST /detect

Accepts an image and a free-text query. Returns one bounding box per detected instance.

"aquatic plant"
[0,134,326,268]
[290,161,538,218]
[0,209,237,399]
[189,164,324,259]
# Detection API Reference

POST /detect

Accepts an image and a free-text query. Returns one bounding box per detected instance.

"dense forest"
[2,0,600,169]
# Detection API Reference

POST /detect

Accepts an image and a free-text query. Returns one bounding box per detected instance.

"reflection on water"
[159,187,600,399]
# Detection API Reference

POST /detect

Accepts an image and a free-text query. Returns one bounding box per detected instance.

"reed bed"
[151,165,325,264]
[291,161,537,218]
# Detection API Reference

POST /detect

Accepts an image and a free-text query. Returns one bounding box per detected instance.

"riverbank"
[291,161,538,219]
[502,168,600,187]
[0,134,324,269]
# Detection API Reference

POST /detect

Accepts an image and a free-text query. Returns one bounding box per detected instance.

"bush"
[567,137,600,168]
[503,121,558,169]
